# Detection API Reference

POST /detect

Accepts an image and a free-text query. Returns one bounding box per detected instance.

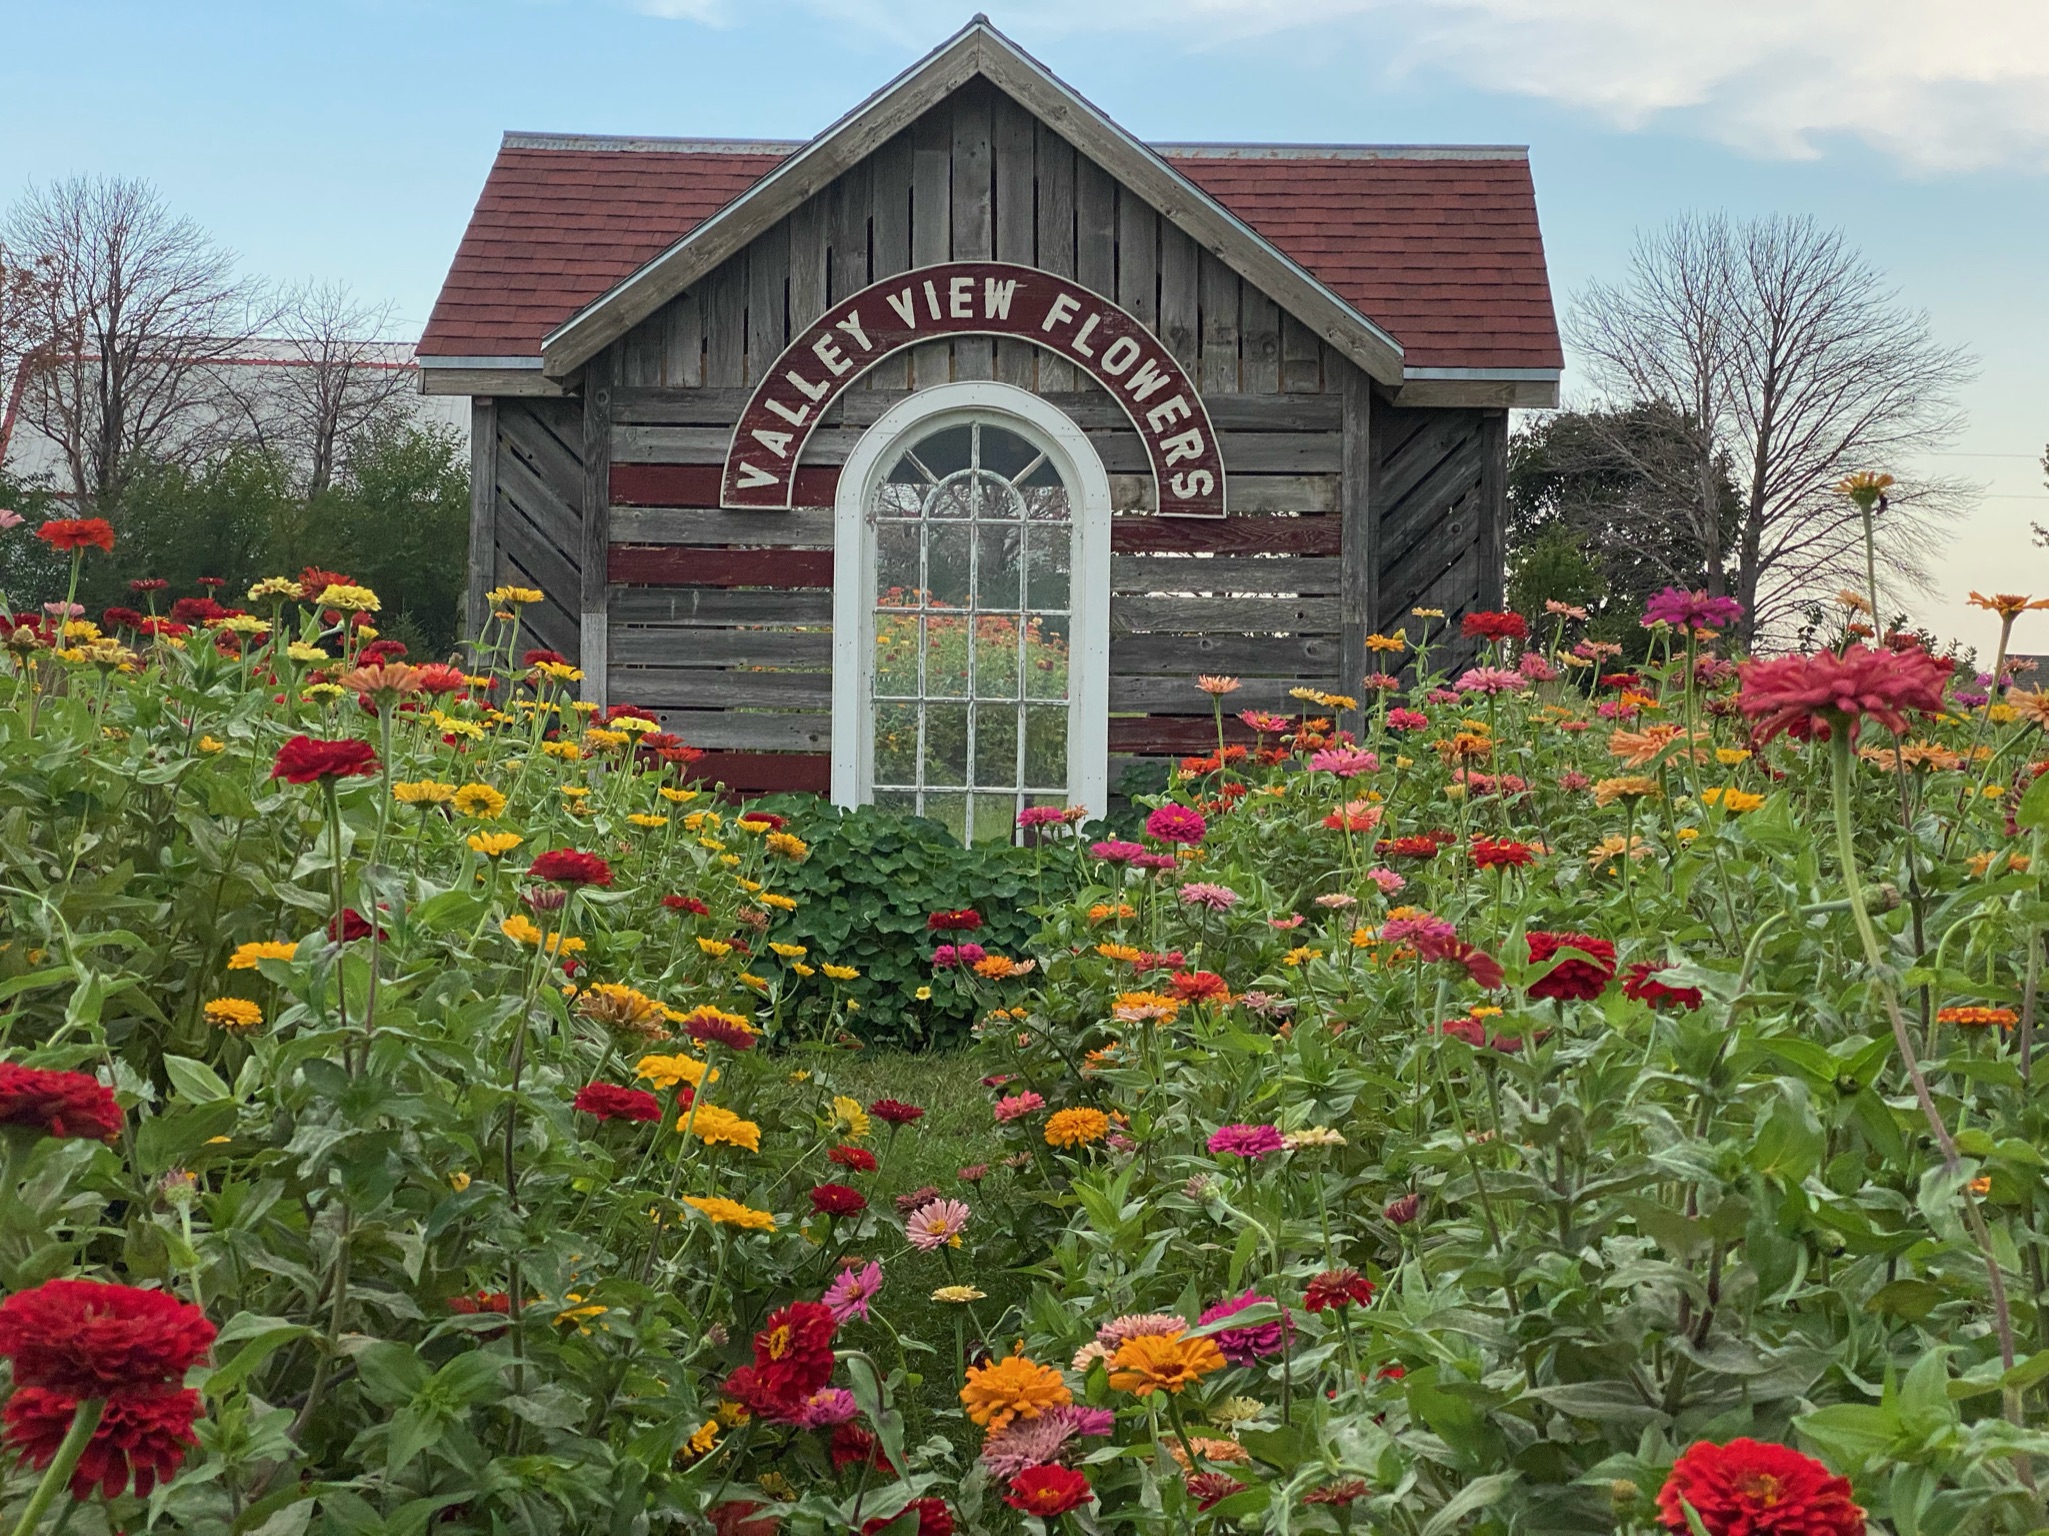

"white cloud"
[691,0,2049,173]
[633,0,732,23]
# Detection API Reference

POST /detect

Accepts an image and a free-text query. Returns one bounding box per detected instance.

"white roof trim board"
[538,17,1410,386]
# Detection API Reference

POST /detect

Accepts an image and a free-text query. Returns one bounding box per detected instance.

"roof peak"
[500,130,1527,162]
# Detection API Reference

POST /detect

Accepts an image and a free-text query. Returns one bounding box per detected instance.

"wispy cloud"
[640,0,2049,173]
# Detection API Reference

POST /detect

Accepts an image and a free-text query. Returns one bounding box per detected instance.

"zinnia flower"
[1308,747,1380,776]
[1304,1269,1375,1312]
[1621,963,1703,1012]
[1003,1465,1092,1517]
[0,1279,216,1395]
[1186,1472,1247,1511]
[1043,1107,1110,1148]
[823,1259,884,1322]
[960,1353,1071,1431]
[810,1183,868,1217]
[1526,932,1617,1002]
[1471,836,1535,869]
[0,1064,122,1142]
[1461,610,1528,642]
[870,1098,926,1125]
[1144,805,1207,844]
[981,1404,1098,1478]
[1206,1124,1283,1159]
[270,735,378,784]
[1090,839,1145,863]
[862,1500,951,1536]
[1198,1291,1291,1365]
[993,1091,1045,1122]
[724,1300,837,1418]
[1107,1332,1227,1396]
[1643,587,1744,632]
[573,1083,661,1122]
[927,908,983,931]
[1178,881,1238,912]
[828,1144,878,1172]
[1736,645,1952,744]
[1655,1438,1863,1536]
[3,1383,200,1498]
[528,849,614,886]
[34,518,115,553]
[796,1387,861,1429]
[683,1104,761,1151]
[906,1198,971,1251]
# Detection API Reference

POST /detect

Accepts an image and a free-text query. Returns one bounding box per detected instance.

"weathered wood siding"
[484,397,584,664]
[483,79,1506,794]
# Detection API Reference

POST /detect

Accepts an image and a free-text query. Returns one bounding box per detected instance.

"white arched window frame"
[831,381,1111,838]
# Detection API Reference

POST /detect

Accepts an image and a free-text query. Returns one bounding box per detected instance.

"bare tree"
[1571,213,1975,643]
[228,280,417,497]
[3,176,267,511]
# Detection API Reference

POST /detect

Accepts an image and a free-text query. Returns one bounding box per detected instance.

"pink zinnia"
[1453,666,1527,695]
[1206,1124,1283,1160]
[1143,805,1207,844]
[1517,652,1559,682]
[1380,912,1456,946]
[932,943,987,970]
[1096,1313,1189,1348]
[993,1091,1045,1122]
[1386,708,1428,732]
[1365,867,1405,894]
[905,1198,971,1251]
[795,1387,860,1428]
[1090,840,1144,863]
[1016,805,1070,829]
[1307,747,1379,777]
[1178,882,1239,912]
[979,1404,1116,1479]
[823,1260,883,1322]
[1131,853,1180,872]
[1198,1291,1292,1365]
[1737,644,1952,744]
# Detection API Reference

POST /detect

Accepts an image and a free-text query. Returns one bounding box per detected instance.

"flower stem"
[7,1397,101,1536]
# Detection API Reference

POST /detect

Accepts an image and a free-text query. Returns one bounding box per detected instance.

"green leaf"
[164,1054,233,1104]
[2017,768,2049,829]
[1865,1279,1946,1322]
[1419,1472,1520,1536]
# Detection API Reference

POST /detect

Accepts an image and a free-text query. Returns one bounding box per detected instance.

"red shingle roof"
[419,137,1561,375]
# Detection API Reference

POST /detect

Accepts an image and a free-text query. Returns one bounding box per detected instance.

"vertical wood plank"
[1074,155,1116,301]
[951,86,994,381]
[1034,123,1076,391]
[1340,364,1374,729]
[1280,313,1320,394]
[704,259,746,387]
[622,319,661,388]
[867,131,914,390]
[1116,192,1158,332]
[827,158,872,301]
[465,397,497,657]
[788,196,828,335]
[911,108,951,390]
[744,219,790,386]
[1157,223,1199,375]
[1241,288,1280,395]
[662,291,703,388]
[1199,252,1241,394]
[993,93,1036,388]
[581,353,615,707]
[1477,409,1507,611]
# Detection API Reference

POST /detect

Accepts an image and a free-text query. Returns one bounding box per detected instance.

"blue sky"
[6,0,2046,652]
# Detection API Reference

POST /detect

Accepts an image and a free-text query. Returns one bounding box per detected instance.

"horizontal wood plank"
[683,751,833,795]
[609,546,834,587]
[1109,474,1336,514]
[611,669,835,709]
[615,424,1340,475]
[610,506,837,546]
[1110,633,1342,674]
[1110,595,1340,634]
[1109,715,1266,754]
[1109,674,1339,712]
[1111,555,1343,594]
[611,587,835,625]
[614,464,1331,517]
[1111,515,1341,557]
[632,710,834,752]
[610,627,832,668]
[610,386,1344,433]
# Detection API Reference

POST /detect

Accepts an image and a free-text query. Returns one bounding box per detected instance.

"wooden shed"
[419,16,1561,837]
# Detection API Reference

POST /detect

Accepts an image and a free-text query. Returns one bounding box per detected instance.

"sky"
[4,0,2046,656]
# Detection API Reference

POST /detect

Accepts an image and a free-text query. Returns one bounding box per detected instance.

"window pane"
[972,793,1018,847]
[877,522,921,607]
[1024,524,1070,611]
[977,523,1022,609]
[1024,616,1069,699]
[979,424,1040,482]
[914,426,972,478]
[925,614,968,697]
[875,789,917,815]
[974,703,1020,785]
[926,523,971,609]
[923,703,967,786]
[874,625,919,698]
[873,702,920,786]
[1025,705,1067,787]
[975,620,1020,700]
[922,792,966,843]
[1023,483,1069,520]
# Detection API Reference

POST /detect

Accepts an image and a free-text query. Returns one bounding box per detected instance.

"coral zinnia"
[1622,963,1704,1012]
[528,849,614,886]
[1656,1438,1863,1536]
[0,1063,122,1142]
[572,1083,661,1122]
[1107,1332,1227,1396]
[1736,644,1952,744]
[960,1353,1071,1431]
[1526,931,1617,1002]
[270,734,379,784]
[34,518,116,553]
[1004,1464,1092,1517]
[0,1279,215,1395]
[3,1383,200,1498]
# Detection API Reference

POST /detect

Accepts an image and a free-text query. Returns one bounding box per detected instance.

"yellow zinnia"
[203,997,264,1033]
[637,1052,718,1090]
[682,1195,776,1232]
[832,1095,872,1140]
[682,1104,761,1151]
[228,940,297,970]
[453,783,508,819]
[468,831,524,858]
[1044,1107,1110,1148]
[393,779,457,806]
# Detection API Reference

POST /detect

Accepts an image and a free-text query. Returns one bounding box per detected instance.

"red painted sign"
[720,261,1226,517]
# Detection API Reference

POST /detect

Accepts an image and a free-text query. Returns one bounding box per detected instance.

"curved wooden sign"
[720,260,1226,517]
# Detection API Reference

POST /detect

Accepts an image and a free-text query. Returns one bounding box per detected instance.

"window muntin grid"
[867,418,1072,846]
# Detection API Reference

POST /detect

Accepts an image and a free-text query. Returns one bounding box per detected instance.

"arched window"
[832,382,1109,845]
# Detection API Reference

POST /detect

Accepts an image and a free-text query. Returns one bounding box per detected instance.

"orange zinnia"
[1107,1332,1227,1396]
[959,1353,1071,1431]
[1936,1005,2018,1029]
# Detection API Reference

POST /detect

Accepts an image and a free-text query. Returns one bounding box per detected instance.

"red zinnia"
[829,1421,895,1474]
[1461,610,1528,642]
[1169,970,1229,1003]
[271,735,379,784]
[34,518,115,554]
[1471,836,1536,870]
[1526,931,1617,1002]
[863,1499,952,1536]
[928,909,983,931]
[0,1064,122,1142]
[1377,835,1443,861]
[522,649,566,667]
[1303,1268,1376,1312]
[528,849,614,887]
[1656,1438,1864,1536]
[447,1291,512,1315]
[748,1300,837,1402]
[829,1144,878,1172]
[1005,1465,1092,1517]
[684,1010,757,1051]
[129,578,168,594]
[810,1183,869,1217]
[710,1504,781,1536]
[870,1098,925,1126]
[0,1279,215,1395]
[326,907,387,943]
[1736,644,1952,745]
[573,1083,661,1122]
[1622,963,1704,1012]
[663,894,711,916]
[171,596,229,624]
[3,1384,200,1499]
[415,663,467,695]
[1186,1473,1247,1512]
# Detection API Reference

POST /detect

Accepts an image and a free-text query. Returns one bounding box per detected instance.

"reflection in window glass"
[868,419,1073,845]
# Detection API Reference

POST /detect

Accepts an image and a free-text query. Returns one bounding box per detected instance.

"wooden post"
[1340,366,1375,728]
[1477,408,1508,610]
[465,397,497,664]
[581,351,614,709]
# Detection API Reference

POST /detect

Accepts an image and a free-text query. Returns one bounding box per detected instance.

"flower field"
[7,522,2049,1535]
